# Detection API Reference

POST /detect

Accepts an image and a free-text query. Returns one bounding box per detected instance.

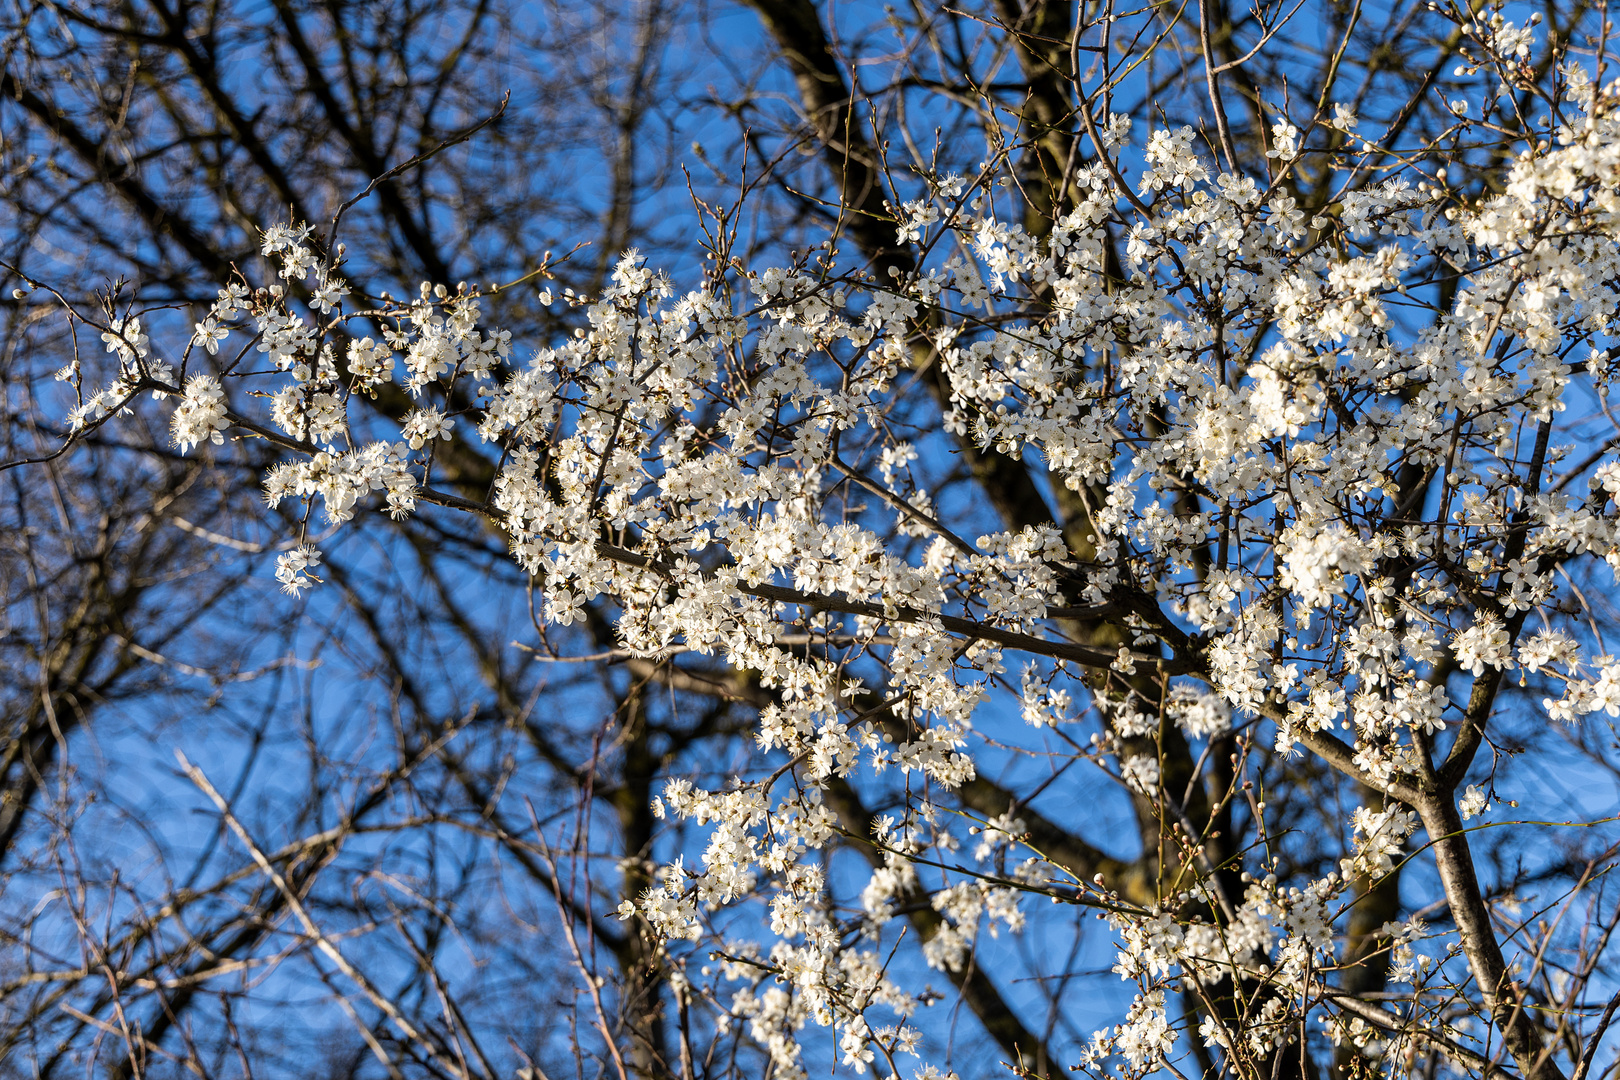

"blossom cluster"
[43,16,1620,1075]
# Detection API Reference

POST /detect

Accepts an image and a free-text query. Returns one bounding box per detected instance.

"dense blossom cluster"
[40,16,1620,1077]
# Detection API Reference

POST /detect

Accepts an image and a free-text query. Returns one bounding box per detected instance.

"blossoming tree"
[6,0,1620,1078]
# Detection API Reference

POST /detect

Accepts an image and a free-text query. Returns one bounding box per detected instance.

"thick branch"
[1418,795,1567,1080]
